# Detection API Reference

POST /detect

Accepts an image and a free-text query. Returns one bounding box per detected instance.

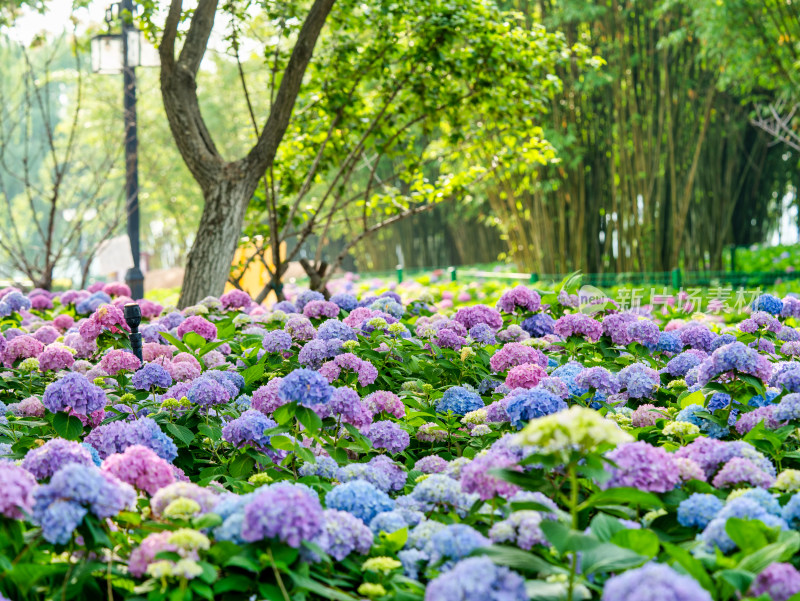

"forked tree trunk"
[178,176,255,307]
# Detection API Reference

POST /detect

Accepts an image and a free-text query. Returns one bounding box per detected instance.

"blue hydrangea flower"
[702,497,788,553]
[222,410,277,450]
[520,313,555,337]
[313,508,373,561]
[426,524,490,569]
[317,319,357,342]
[677,493,723,529]
[84,417,178,461]
[42,372,106,415]
[504,387,567,429]
[602,563,712,601]
[656,331,683,353]
[469,324,497,346]
[299,456,340,479]
[752,293,784,316]
[75,291,111,315]
[278,368,334,407]
[675,404,730,439]
[325,480,394,523]
[369,510,408,536]
[295,290,325,311]
[551,362,588,397]
[436,386,484,416]
[710,333,737,351]
[330,293,358,312]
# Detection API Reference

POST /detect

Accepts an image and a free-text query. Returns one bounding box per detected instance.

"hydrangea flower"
[222,410,277,451]
[604,442,681,493]
[366,421,410,454]
[489,342,547,373]
[101,445,175,495]
[460,449,521,500]
[488,510,548,550]
[496,286,541,314]
[22,438,95,480]
[676,493,723,529]
[85,417,178,461]
[241,482,323,547]
[0,462,37,519]
[749,563,800,601]
[602,563,712,601]
[436,386,484,416]
[32,463,135,544]
[504,387,567,429]
[311,509,373,561]
[278,368,334,406]
[326,480,394,523]
[42,372,106,415]
[131,362,173,391]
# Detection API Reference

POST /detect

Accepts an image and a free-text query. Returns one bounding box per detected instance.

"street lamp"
[90,0,158,300]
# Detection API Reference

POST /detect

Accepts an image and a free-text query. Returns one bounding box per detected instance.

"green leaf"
[229,454,255,479]
[737,531,800,573]
[198,423,221,441]
[296,405,322,434]
[662,542,716,595]
[242,359,266,386]
[214,575,253,594]
[590,513,627,542]
[184,331,207,350]
[52,412,84,440]
[680,390,705,409]
[380,527,408,552]
[725,518,770,554]
[274,402,296,425]
[479,545,565,575]
[270,435,294,451]
[525,581,591,601]
[165,423,195,447]
[295,445,316,464]
[289,574,358,601]
[579,542,648,574]
[160,331,189,353]
[718,568,755,593]
[610,529,660,558]
[198,339,227,357]
[580,487,664,511]
[193,513,223,530]
[541,522,600,555]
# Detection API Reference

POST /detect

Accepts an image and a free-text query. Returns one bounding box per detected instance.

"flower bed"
[2,282,800,600]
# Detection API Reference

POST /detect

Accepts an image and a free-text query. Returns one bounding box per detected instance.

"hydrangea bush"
[2,281,800,600]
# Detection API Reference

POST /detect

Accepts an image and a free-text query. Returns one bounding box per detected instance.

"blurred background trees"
[0,0,798,294]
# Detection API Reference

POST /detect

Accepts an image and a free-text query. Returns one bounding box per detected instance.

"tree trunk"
[178,176,253,307]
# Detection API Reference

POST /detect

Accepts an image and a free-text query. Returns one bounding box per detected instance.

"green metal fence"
[388,265,800,289]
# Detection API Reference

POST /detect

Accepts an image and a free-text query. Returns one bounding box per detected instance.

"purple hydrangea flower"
[42,372,106,415]
[242,482,323,547]
[313,509,373,560]
[554,313,603,342]
[749,563,800,601]
[22,438,95,480]
[366,421,410,454]
[262,330,293,353]
[0,462,37,519]
[84,417,178,461]
[425,556,527,601]
[222,410,277,451]
[617,363,660,399]
[131,362,173,391]
[453,305,503,330]
[604,442,680,493]
[496,286,541,314]
[602,563,712,601]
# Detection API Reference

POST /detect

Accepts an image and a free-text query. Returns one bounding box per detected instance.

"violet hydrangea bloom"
[496,286,541,314]
[242,482,323,547]
[749,563,800,601]
[131,362,173,391]
[554,313,603,342]
[601,563,712,601]
[32,463,135,544]
[42,372,106,415]
[425,556,527,601]
[696,341,772,386]
[520,313,555,338]
[364,390,405,418]
[490,342,547,373]
[604,441,681,493]
[0,462,37,519]
[460,449,520,500]
[37,344,75,372]
[366,420,410,454]
[453,305,503,330]
[262,329,293,353]
[3,335,44,366]
[617,363,660,399]
[220,289,251,311]
[85,417,178,461]
[303,300,340,319]
[711,457,776,489]
[575,366,621,395]
[22,438,95,480]
[222,410,277,451]
[312,509,373,561]
[251,377,284,414]
[150,482,218,518]
[284,315,317,341]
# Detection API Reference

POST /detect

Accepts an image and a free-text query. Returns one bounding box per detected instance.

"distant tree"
[0,35,125,289]
[144,0,585,305]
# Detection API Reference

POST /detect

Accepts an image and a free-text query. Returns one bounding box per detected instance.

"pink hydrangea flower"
[101,445,175,495]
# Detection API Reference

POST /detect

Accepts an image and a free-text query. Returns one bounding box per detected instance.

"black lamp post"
[91,0,156,300]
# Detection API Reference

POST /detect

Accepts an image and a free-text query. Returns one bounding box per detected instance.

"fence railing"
[386,266,800,289]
